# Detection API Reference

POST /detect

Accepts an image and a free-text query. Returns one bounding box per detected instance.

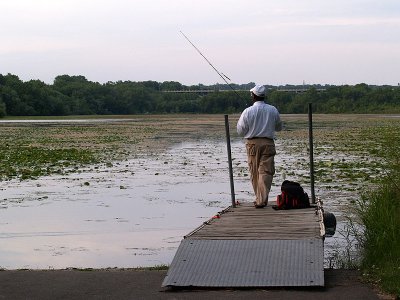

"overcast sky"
[1,0,399,86]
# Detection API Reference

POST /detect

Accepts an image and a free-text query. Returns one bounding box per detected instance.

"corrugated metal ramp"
[162,203,324,287]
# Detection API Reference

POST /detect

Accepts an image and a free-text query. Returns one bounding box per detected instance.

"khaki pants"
[246,138,276,206]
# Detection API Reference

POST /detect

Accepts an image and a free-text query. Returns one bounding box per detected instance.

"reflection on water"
[0,140,241,269]
[0,138,354,269]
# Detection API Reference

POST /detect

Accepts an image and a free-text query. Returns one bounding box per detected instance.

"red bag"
[276,180,310,210]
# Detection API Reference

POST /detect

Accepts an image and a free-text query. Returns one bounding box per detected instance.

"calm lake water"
[0,118,363,269]
[0,139,247,269]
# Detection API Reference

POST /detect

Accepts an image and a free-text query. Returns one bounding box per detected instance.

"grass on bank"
[357,180,400,297]
[355,125,400,297]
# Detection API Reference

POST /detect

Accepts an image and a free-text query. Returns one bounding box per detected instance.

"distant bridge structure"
[161,89,247,95]
[161,88,326,94]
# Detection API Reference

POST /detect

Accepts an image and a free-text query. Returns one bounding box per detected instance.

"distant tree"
[0,99,6,117]
[160,81,183,91]
[0,85,28,115]
[268,91,293,113]
[141,81,160,91]
[1,73,400,116]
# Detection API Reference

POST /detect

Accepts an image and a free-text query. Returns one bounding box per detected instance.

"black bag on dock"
[275,180,310,210]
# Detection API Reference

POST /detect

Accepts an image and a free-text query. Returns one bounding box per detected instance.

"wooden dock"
[186,203,321,240]
[162,203,325,287]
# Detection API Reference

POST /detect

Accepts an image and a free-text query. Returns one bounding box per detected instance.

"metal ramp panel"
[162,204,325,287]
[162,238,324,287]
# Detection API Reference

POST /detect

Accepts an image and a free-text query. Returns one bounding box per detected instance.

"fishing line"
[180,31,246,102]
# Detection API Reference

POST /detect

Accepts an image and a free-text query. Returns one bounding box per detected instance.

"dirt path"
[0,269,388,300]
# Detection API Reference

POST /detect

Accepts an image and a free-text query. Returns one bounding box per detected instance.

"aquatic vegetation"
[0,119,157,180]
[1,114,397,193]
[0,114,399,274]
[0,146,96,180]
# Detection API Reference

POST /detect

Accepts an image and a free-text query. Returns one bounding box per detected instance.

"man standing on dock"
[237,84,282,208]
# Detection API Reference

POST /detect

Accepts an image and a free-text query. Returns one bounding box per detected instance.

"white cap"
[250,84,266,97]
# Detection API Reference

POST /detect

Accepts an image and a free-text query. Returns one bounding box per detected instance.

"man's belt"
[247,137,273,140]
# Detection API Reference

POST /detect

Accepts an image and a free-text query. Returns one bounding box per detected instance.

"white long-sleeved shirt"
[237,101,282,139]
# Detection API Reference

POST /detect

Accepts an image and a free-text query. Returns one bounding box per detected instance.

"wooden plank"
[187,203,322,240]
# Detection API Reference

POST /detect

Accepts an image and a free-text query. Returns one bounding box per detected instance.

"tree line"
[0,73,399,117]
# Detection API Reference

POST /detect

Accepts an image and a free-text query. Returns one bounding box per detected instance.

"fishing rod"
[179,31,246,102]
[180,31,242,208]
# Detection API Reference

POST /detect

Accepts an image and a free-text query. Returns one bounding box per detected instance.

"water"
[0,137,355,269]
[0,140,240,269]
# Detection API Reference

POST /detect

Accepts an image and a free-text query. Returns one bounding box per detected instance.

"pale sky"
[1,0,399,86]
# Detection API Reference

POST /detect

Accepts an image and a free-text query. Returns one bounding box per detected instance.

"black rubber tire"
[323,211,337,236]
